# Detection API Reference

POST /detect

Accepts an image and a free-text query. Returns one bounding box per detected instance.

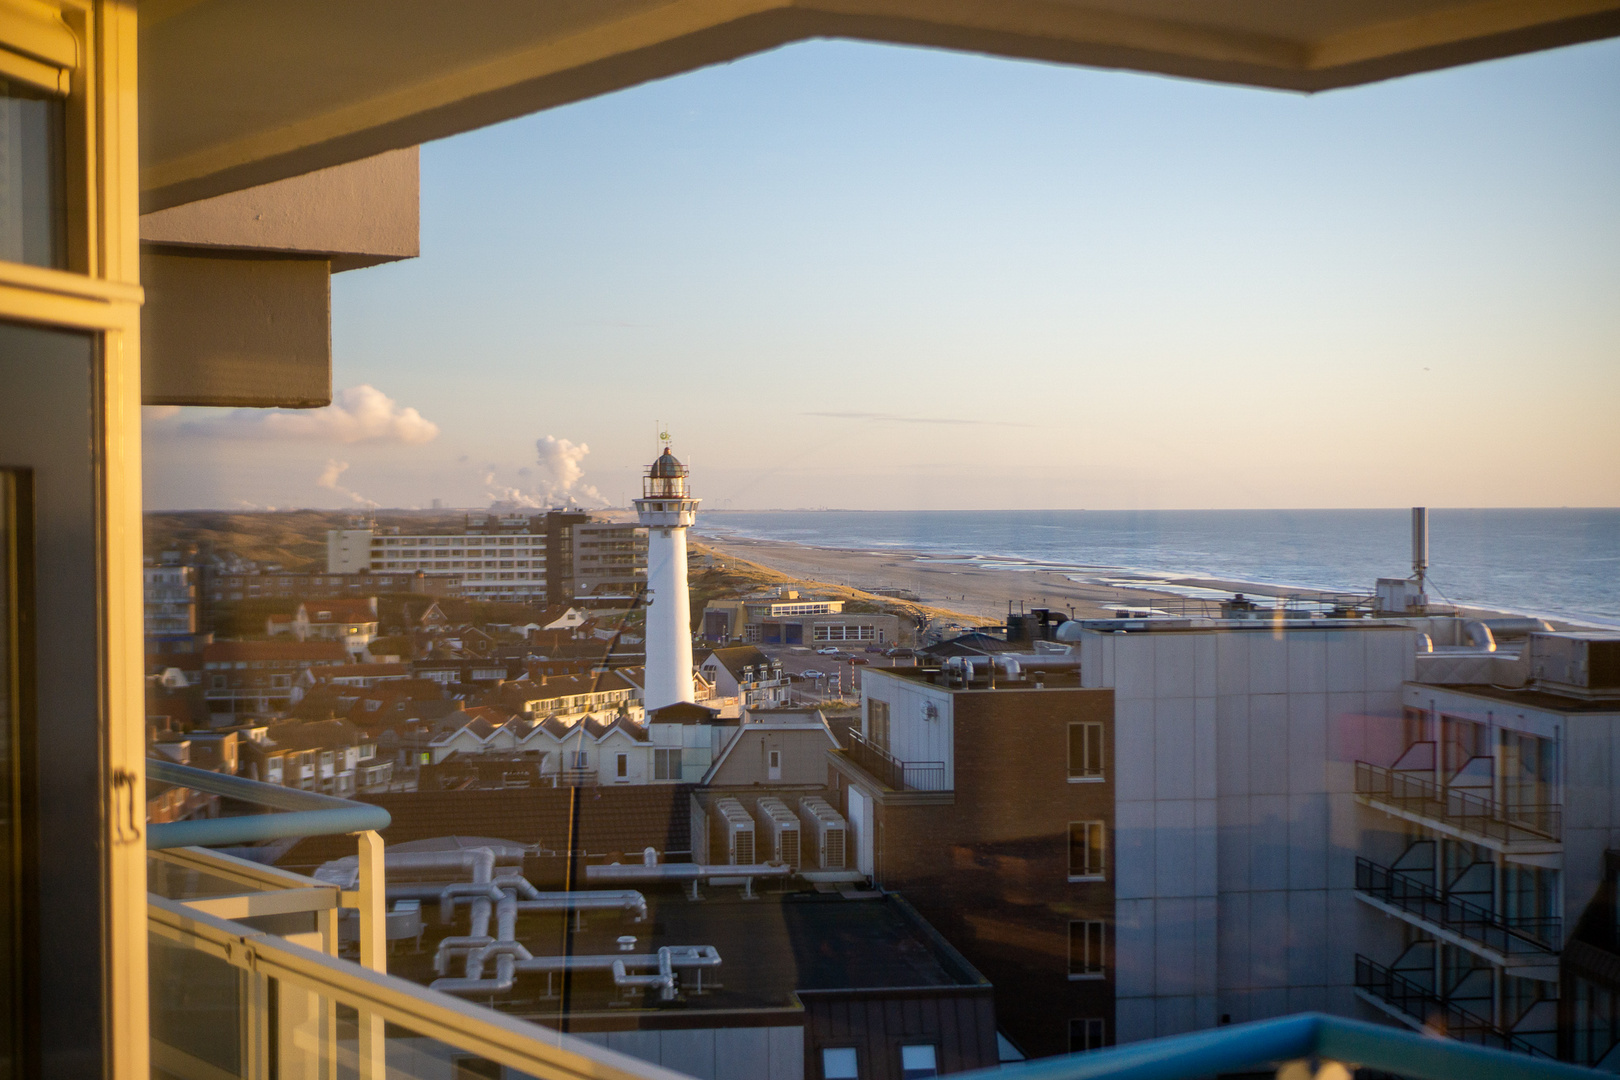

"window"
[898,1045,937,1079]
[1069,821,1106,880]
[1069,1018,1105,1053]
[869,699,890,750]
[1068,721,1104,781]
[821,1048,858,1080]
[654,748,682,780]
[0,79,67,269]
[1069,920,1105,979]
[616,753,628,779]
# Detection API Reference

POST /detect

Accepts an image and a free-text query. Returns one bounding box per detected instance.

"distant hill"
[143,509,467,570]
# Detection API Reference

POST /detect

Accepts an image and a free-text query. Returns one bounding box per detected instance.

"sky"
[142,35,1620,512]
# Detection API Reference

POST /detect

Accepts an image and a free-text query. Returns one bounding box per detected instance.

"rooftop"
[384,886,986,1020]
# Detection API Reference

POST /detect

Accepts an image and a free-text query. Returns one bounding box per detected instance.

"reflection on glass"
[0,472,16,1078]
[0,79,65,269]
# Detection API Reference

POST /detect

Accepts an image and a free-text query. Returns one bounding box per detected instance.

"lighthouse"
[635,445,700,710]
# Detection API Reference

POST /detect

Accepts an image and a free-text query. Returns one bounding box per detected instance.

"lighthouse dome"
[649,449,687,478]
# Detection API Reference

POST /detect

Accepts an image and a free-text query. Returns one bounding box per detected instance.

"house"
[241,718,393,796]
[702,708,842,786]
[265,598,380,657]
[697,646,791,709]
[201,640,350,720]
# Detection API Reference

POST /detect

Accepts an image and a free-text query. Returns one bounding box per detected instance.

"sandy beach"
[697,533,1292,624]
[693,532,1547,629]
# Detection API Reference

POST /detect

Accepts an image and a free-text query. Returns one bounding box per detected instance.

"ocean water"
[694,508,1620,629]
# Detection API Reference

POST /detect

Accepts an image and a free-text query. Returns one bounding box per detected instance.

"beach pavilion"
[1,2,1617,1077]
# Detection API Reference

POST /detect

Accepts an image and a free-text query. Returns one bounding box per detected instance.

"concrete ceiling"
[138,0,1620,212]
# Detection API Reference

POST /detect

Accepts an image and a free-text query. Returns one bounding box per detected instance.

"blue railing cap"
[146,758,390,850]
[956,1013,1594,1080]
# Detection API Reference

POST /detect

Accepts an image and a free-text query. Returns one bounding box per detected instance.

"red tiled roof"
[301,598,378,623]
[205,641,348,662]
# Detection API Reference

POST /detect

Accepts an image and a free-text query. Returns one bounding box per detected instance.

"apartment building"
[327,511,649,606]
[143,563,198,638]
[835,658,1115,1058]
[201,640,350,719]
[571,520,649,605]
[1353,632,1620,1055]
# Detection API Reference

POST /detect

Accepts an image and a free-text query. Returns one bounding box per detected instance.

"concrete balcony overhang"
[1354,793,1563,856]
[826,749,953,806]
[1353,891,1559,981]
[141,2,1620,216]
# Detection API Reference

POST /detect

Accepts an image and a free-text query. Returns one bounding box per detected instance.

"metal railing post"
[355,829,387,1079]
[356,830,386,975]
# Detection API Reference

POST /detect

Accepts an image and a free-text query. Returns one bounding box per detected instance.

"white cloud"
[533,435,605,506]
[479,435,607,509]
[151,385,439,444]
[316,459,379,508]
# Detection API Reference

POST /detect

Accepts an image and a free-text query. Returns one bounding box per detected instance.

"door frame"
[0,3,146,1078]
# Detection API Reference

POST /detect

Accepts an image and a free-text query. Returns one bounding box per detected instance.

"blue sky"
[143,35,1620,511]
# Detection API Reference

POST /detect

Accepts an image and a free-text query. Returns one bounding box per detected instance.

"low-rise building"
[702,597,908,648]
[201,640,350,719]
[266,597,380,656]
[698,646,790,709]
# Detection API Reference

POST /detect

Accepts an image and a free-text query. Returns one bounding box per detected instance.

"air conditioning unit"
[1529,633,1620,698]
[755,796,801,869]
[715,797,756,866]
[798,795,847,870]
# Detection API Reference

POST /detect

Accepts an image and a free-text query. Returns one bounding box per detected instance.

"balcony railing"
[844,728,948,791]
[1353,954,1549,1058]
[1354,761,1561,844]
[1355,858,1561,958]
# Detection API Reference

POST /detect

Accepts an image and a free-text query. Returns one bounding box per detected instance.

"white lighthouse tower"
[635,444,700,711]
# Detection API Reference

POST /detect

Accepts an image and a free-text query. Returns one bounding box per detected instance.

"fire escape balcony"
[835,729,949,795]
[1354,761,1561,853]
[1355,857,1560,974]
[1353,954,1552,1059]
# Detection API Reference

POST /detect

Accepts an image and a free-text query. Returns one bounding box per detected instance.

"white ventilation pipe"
[431,944,722,999]
[1463,620,1497,652]
[585,862,792,885]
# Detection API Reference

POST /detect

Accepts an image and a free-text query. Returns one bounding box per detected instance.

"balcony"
[1353,954,1552,1058]
[843,728,948,792]
[1355,858,1560,972]
[1354,761,1561,852]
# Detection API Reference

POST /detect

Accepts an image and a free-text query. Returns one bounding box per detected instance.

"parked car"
[848,656,870,665]
[885,647,915,658]
[816,647,840,655]
[800,669,826,679]
[863,644,885,653]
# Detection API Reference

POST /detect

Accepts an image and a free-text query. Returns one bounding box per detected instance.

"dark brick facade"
[830,682,1115,1059]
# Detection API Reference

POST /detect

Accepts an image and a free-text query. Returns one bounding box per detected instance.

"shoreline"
[694,531,1596,630]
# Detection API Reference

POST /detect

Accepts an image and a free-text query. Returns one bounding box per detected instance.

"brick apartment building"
[830,660,1115,1058]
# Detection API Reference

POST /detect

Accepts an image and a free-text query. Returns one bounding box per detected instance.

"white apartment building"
[1075,618,1620,1059]
[143,563,198,637]
[328,524,548,601]
[1072,618,1416,1041]
[327,513,648,604]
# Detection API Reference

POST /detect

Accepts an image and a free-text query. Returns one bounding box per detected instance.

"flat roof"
[1410,682,1620,715]
[387,887,986,1021]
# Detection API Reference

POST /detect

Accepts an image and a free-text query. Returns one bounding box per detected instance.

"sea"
[693,508,1620,629]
